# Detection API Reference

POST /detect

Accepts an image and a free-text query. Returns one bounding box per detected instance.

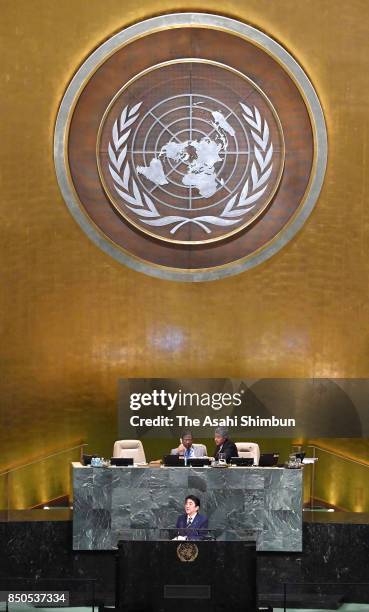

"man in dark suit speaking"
[213,426,238,463]
[176,495,208,540]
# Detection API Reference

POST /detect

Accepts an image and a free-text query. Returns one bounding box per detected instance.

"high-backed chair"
[192,443,208,457]
[112,440,146,463]
[235,442,260,466]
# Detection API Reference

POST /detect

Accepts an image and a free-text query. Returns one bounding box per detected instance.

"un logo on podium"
[55,14,327,280]
[176,542,199,562]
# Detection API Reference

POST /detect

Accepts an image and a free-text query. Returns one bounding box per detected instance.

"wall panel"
[1,2,369,496]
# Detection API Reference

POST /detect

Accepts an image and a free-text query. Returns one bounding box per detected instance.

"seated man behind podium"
[170,430,206,458]
[176,495,208,541]
[213,426,238,463]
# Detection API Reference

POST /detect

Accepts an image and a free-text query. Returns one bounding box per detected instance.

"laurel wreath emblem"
[108,101,274,236]
[176,542,199,562]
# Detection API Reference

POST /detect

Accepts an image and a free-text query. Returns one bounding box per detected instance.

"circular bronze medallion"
[176,542,199,562]
[55,13,327,281]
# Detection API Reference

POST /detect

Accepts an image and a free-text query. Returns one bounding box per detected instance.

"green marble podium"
[72,463,303,552]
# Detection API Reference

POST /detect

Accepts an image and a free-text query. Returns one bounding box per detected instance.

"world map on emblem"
[56,14,326,279]
[136,104,235,199]
[97,61,285,244]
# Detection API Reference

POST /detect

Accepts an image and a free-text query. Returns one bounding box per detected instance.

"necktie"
[187,517,193,526]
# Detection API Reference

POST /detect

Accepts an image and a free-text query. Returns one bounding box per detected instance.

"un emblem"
[98,61,284,244]
[176,542,199,562]
[55,14,327,280]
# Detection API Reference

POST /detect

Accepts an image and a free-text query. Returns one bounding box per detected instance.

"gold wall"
[1,1,369,504]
